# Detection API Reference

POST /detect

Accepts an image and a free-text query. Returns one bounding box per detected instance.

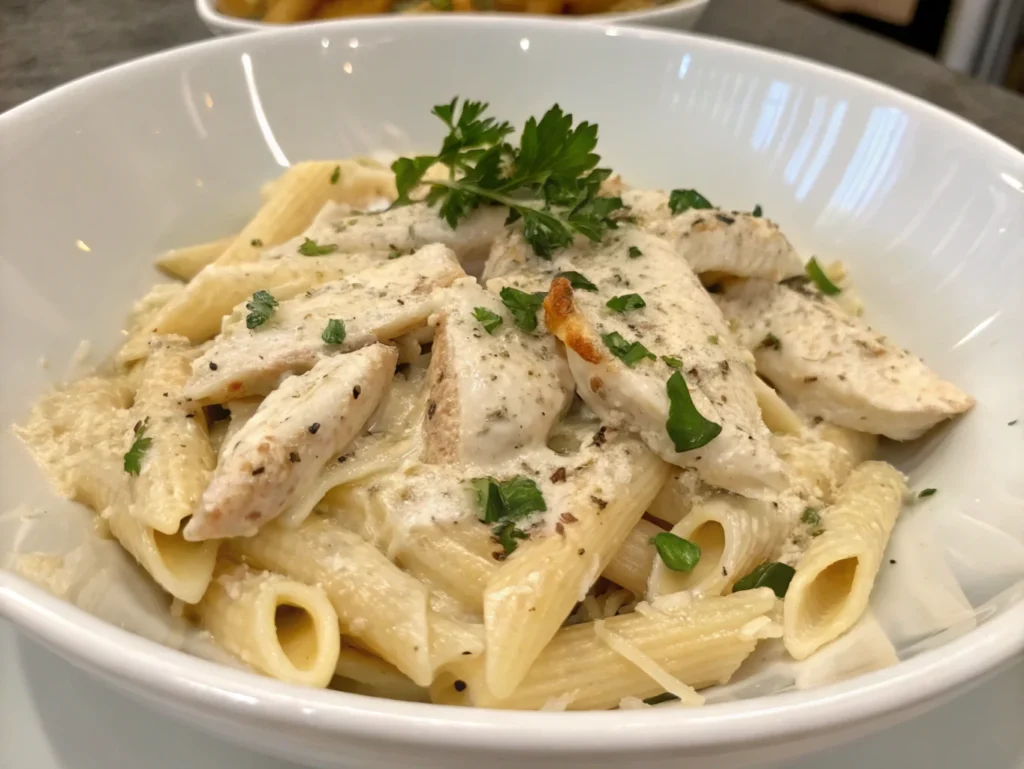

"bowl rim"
[1,14,1023,752]
[192,0,711,34]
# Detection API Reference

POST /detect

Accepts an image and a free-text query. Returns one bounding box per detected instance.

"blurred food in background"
[217,0,662,19]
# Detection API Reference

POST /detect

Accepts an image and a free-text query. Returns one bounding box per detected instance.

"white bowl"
[194,0,709,35]
[1,16,1023,769]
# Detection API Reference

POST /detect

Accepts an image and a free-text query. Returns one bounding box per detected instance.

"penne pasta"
[155,235,233,281]
[196,562,341,687]
[784,461,907,660]
[601,519,662,595]
[332,642,429,702]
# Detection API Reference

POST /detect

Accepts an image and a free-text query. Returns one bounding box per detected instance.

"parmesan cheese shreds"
[649,590,694,613]
[593,619,705,707]
[603,588,633,618]
[739,615,782,640]
[540,691,577,711]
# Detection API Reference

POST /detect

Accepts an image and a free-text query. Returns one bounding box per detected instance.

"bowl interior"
[0,15,1022,745]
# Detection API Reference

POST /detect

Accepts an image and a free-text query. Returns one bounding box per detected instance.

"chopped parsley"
[602,331,655,367]
[665,371,722,452]
[605,293,646,313]
[652,532,701,572]
[473,307,503,334]
[387,251,403,259]
[471,475,547,555]
[642,692,680,706]
[707,334,719,345]
[800,508,821,526]
[628,245,643,259]
[668,188,713,215]
[555,270,598,292]
[297,238,338,256]
[390,99,623,258]
[918,488,937,498]
[752,204,763,217]
[759,332,782,351]
[245,290,278,329]
[661,355,683,369]
[329,165,341,184]
[123,419,152,476]
[805,257,841,295]
[250,238,263,247]
[321,318,346,345]
[499,287,545,332]
[733,562,795,598]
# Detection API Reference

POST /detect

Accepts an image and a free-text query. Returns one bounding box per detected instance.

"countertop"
[1,0,1024,153]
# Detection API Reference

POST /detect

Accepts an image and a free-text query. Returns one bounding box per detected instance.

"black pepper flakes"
[578,548,586,556]
[337,455,348,463]
[555,522,565,536]
[352,385,361,400]
[288,451,301,463]
[308,423,320,434]
[251,466,265,476]
[592,426,607,447]
[561,512,578,524]
[208,361,218,371]
[719,360,730,375]
[550,467,567,483]
[427,401,437,419]
[715,213,736,225]
[1010,420,1019,426]
[590,495,607,510]
[889,559,897,565]
[453,680,467,692]
[804,376,819,383]
[185,413,195,419]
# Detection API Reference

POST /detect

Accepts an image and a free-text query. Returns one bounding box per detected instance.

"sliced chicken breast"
[185,245,463,404]
[423,278,574,467]
[714,278,975,440]
[543,228,786,497]
[621,189,804,280]
[264,202,508,266]
[184,344,398,541]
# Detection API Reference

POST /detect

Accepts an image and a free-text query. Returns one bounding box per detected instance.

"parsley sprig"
[471,475,547,555]
[124,419,152,476]
[391,98,624,258]
[245,290,278,329]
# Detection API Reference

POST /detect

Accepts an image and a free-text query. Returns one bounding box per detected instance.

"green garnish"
[665,371,722,452]
[329,165,341,184]
[752,204,763,217]
[652,532,701,572]
[499,287,545,332]
[668,189,713,215]
[707,334,719,345]
[919,488,937,498]
[759,332,782,351]
[605,293,646,313]
[250,238,263,247]
[245,290,278,329]
[473,307,503,334]
[298,238,338,256]
[661,355,683,369]
[628,245,643,259]
[471,476,547,555]
[555,270,598,292]
[391,98,623,258]
[602,332,655,367]
[733,562,796,598]
[123,419,152,476]
[805,257,841,295]
[387,251,403,259]
[321,318,346,345]
[800,508,821,526]
[642,692,680,706]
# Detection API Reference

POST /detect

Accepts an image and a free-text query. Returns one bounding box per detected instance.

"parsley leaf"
[652,532,701,572]
[245,290,278,329]
[472,307,503,334]
[759,332,782,351]
[499,287,545,332]
[298,238,338,256]
[707,334,719,345]
[391,99,623,258]
[661,355,683,369]
[602,331,655,367]
[471,477,505,523]
[805,257,841,295]
[329,165,341,184]
[643,693,680,706]
[494,521,528,555]
[628,245,643,258]
[498,476,547,520]
[123,419,152,476]
[321,318,346,345]
[555,270,597,292]
[733,562,795,598]
[665,370,722,452]
[387,251,403,260]
[471,475,547,555]
[668,189,713,215]
[752,204,763,217]
[800,508,821,526]
[918,488,937,498]
[606,293,646,313]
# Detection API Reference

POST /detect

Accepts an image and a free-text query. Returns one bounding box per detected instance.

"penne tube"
[155,235,234,281]
[784,461,907,660]
[196,562,340,687]
[753,376,805,435]
[602,519,662,595]
[646,467,703,526]
[332,642,429,702]
[432,589,778,709]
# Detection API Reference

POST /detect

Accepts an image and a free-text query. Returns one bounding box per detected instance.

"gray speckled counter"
[2,0,1023,149]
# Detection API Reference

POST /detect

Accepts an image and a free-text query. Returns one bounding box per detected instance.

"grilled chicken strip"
[543,228,786,497]
[715,278,975,440]
[264,202,508,266]
[184,344,398,540]
[621,190,804,280]
[423,278,575,467]
[185,244,463,404]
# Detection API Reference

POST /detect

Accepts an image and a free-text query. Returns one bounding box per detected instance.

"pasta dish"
[14,99,975,710]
